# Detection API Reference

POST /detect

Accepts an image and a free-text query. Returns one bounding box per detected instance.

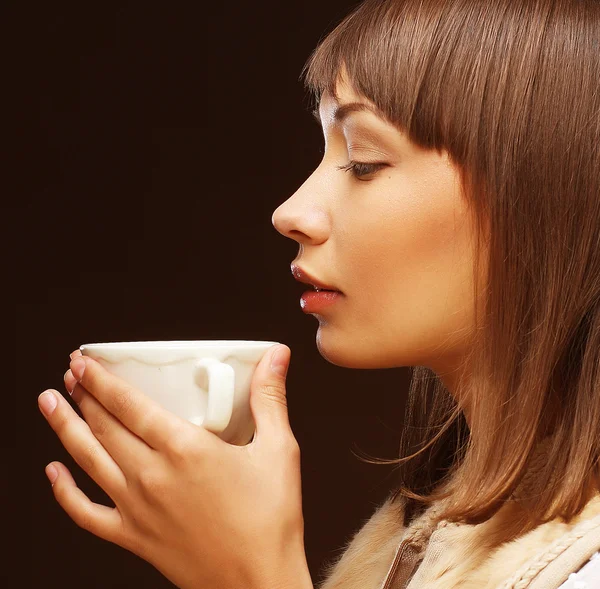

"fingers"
[46,461,126,546]
[70,349,83,360]
[64,370,156,476]
[68,355,193,451]
[38,389,127,499]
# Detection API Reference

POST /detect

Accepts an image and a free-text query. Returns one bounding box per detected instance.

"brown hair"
[302,0,600,535]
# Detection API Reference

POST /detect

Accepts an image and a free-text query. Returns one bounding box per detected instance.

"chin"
[315,325,396,369]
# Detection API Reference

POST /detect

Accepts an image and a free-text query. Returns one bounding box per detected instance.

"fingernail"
[71,357,86,381]
[39,391,57,417]
[64,370,74,395]
[45,463,58,485]
[270,346,289,377]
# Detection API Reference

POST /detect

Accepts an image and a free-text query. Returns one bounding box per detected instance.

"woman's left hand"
[38,344,311,589]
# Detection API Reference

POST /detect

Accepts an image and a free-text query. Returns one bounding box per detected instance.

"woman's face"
[272,74,482,375]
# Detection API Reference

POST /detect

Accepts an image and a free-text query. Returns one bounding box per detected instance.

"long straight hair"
[302,0,600,534]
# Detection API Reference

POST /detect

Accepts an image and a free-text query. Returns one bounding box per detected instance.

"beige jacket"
[317,442,600,589]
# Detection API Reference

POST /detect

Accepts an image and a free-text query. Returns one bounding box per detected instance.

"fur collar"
[317,439,600,589]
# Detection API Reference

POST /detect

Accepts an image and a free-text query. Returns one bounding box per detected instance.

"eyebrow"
[311,102,381,125]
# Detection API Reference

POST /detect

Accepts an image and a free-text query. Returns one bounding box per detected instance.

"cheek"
[349,171,477,360]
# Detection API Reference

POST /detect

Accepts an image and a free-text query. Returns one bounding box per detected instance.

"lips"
[291,264,341,292]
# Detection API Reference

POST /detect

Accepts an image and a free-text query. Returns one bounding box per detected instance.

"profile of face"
[272,73,483,377]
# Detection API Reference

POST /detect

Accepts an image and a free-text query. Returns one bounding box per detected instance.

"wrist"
[250,541,313,589]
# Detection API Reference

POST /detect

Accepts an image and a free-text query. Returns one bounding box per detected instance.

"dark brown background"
[12,2,410,586]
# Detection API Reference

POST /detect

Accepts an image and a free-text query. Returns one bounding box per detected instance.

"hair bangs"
[302,0,487,156]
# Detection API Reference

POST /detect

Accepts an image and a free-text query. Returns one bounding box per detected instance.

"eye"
[337,160,388,181]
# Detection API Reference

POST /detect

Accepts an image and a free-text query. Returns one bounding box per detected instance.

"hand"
[38,344,312,589]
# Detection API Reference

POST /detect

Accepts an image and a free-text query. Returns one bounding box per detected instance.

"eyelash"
[336,160,387,180]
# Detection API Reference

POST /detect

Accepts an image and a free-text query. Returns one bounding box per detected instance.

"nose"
[271,176,329,246]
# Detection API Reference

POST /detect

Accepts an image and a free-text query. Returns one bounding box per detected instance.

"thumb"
[249,344,292,445]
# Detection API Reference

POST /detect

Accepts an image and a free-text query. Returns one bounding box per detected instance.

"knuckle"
[260,383,288,409]
[53,408,71,434]
[137,468,167,498]
[138,406,161,440]
[166,430,197,460]
[78,442,101,476]
[89,412,111,439]
[125,508,154,538]
[76,508,96,533]
[113,387,135,420]
[137,468,155,489]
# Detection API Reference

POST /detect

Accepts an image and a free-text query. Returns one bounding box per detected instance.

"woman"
[272,0,600,586]
[38,0,600,587]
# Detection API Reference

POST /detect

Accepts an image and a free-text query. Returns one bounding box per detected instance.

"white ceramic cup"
[80,340,281,445]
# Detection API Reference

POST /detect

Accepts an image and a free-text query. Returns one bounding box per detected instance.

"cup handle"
[193,358,235,433]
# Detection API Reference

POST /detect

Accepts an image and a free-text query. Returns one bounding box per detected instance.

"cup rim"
[80,340,280,350]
